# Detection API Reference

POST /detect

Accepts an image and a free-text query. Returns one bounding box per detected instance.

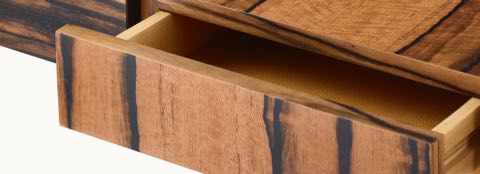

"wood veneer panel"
[56,25,442,173]
[247,0,461,52]
[201,0,460,50]
[0,0,127,61]
[155,0,462,52]
[399,0,480,77]
[152,0,480,98]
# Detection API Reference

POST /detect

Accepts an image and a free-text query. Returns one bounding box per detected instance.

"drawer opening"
[117,12,479,155]
[187,33,469,129]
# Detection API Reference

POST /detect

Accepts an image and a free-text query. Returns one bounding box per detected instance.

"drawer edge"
[433,98,480,156]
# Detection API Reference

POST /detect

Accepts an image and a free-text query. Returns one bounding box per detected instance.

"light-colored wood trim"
[117,11,171,40]
[117,11,224,57]
[443,132,480,174]
[433,98,480,156]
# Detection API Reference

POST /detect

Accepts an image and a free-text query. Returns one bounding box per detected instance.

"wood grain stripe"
[262,95,274,159]
[396,0,467,54]
[272,98,284,174]
[397,0,480,76]
[336,118,352,174]
[461,54,480,73]
[329,100,436,142]
[244,0,266,13]
[60,34,74,129]
[263,95,285,174]
[47,0,125,27]
[97,0,127,11]
[124,54,140,151]
[424,144,430,174]
[408,139,420,174]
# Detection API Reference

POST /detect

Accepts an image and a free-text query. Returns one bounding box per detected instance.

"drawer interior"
[117,12,479,155]
[187,32,468,129]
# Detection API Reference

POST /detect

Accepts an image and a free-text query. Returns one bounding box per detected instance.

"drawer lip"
[56,25,443,173]
[152,0,480,99]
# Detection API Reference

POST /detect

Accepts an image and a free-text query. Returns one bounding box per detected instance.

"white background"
[0,46,200,174]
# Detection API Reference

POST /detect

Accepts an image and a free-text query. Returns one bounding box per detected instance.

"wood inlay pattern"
[56,25,440,173]
[205,0,461,52]
[0,0,127,61]
[399,0,480,76]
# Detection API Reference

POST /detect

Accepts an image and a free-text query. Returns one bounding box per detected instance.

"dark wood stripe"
[461,53,480,73]
[164,1,478,97]
[0,0,125,37]
[127,0,141,27]
[47,0,125,29]
[424,144,430,174]
[124,54,140,151]
[244,0,266,13]
[336,118,352,174]
[408,138,419,174]
[396,0,467,54]
[0,29,53,47]
[272,98,284,174]
[262,95,284,174]
[262,95,274,151]
[0,30,54,63]
[60,34,74,129]
[97,0,126,10]
[328,100,437,142]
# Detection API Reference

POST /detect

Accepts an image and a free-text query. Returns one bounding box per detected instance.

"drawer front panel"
[0,0,126,61]
[56,26,440,173]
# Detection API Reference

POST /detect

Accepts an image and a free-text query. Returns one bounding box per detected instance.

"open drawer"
[55,11,480,173]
